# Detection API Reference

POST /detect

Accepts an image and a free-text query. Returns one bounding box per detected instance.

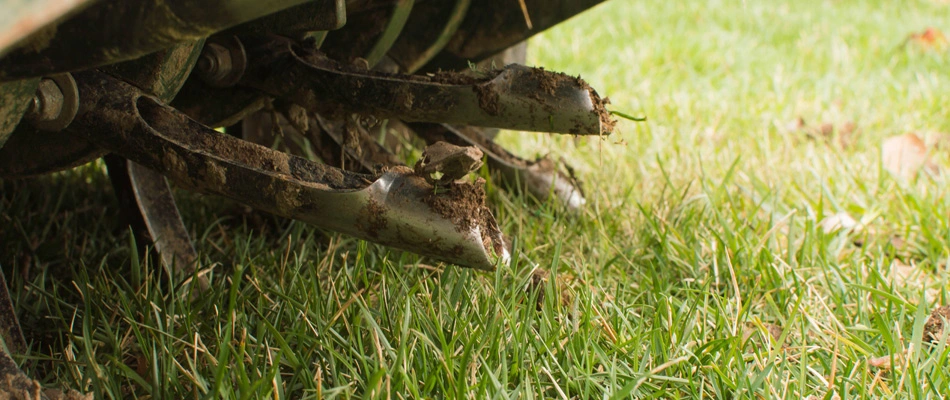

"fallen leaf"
[882,133,930,180]
[787,118,858,148]
[904,27,949,50]
[922,131,950,150]
[890,259,919,284]
[868,354,893,369]
[820,212,859,234]
[741,321,786,351]
[806,393,841,400]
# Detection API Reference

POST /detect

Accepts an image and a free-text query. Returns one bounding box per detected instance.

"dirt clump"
[530,67,558,96]
[525,67,616,135]
[423,179,487,232]
[924,305,950,344]
[473,83,501,116]
[577,77,615,134]
[414,141,484,183]
[422,177,505,260]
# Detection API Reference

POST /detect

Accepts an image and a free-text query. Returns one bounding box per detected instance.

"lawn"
[2,0,950,397]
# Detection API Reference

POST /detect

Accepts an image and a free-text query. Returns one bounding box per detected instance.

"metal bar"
[105,157,208,291]
[66,71,509,270]
[0,78,38,149]
[310,113,404,172]
[220,0,346,37]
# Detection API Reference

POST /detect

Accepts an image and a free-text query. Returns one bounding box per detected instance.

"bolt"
[197,43,233,83]
[27,79,65,124]
[195,39,246,88]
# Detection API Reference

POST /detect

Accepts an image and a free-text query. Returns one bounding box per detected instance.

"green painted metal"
[400,0,471,73]
[0,40,204,176]
[363,0,414,68]
[0,0,317,81]
[0,78,38,150]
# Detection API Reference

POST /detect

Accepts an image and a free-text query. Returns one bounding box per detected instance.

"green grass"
[2,0,950,397]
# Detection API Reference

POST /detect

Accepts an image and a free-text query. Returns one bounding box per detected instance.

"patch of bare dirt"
[524,269,577,310]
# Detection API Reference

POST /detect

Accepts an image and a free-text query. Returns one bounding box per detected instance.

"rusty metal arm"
[237,37,612,135]
[66,71,508,270]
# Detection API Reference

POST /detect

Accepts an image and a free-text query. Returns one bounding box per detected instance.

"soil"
[423,180,487,233]
[530,67,558,96]
[576,77,615,135]
[528,67,617,135]
[473,83,501,116]
[422,177,505,263]
[924,305,950,344]
[414,141,484,182]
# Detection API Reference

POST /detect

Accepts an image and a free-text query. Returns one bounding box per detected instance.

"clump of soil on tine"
[473,84,501,116]
[576,78,615,134]
[530,67,559,96]
[424,180,487,232]
[924,305,950,344]
[423,178,499,256]
[528,67,616,134]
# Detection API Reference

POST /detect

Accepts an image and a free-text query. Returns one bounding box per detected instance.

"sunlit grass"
[1,0,949,397]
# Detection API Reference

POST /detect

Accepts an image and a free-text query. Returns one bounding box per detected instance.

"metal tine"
[104,156,209,293]
[241,109,405,174]
[238,36,612,135]
[66,71,509,270]
[309,113,405,173]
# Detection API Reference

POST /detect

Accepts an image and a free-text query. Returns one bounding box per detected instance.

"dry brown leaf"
[904,27,949,50]
[741,321,786,351]
[868,346,911,370]
[890,259,917,285]
[787,118,858,148]
[922,131,950,150]
[868,354,894,369]
[882,133,930,180]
